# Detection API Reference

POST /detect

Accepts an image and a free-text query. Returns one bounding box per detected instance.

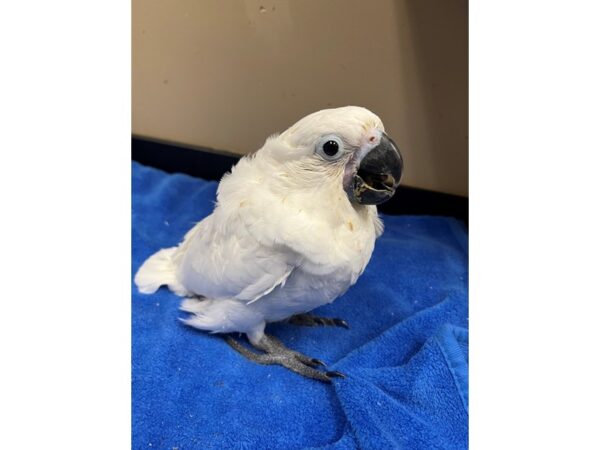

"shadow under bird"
[135,106,404,382]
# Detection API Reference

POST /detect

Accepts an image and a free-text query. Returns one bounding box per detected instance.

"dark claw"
[310,358,326,367]
[333,319,349,329]
[326,370,346,379]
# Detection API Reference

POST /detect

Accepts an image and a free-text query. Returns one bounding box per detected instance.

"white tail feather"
[134,247,189,296]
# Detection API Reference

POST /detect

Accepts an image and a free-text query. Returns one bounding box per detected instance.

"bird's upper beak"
[344,133,403,205]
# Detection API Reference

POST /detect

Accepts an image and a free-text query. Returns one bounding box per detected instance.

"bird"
[135,106,403,381]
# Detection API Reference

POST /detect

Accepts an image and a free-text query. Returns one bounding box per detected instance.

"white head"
[261,106,403,205]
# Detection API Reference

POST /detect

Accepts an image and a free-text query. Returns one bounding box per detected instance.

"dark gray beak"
[345,134,403,205]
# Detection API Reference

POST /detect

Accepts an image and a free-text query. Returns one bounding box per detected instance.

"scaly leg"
[225,333,345,382]
[288,313,349,329]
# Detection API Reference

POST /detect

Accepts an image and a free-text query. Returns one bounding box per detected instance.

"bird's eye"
[316,135,344,161]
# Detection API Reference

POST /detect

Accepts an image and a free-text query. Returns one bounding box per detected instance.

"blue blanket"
[132,161,469,449]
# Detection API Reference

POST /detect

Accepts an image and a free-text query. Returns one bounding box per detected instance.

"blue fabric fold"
[132,161,468,449]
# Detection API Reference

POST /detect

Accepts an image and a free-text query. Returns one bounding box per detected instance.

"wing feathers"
[177,214,296,304]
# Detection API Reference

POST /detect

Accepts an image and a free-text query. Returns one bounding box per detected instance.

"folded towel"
[132,161,468,449]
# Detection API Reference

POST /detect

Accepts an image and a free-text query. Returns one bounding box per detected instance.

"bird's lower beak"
[344,133,403,205]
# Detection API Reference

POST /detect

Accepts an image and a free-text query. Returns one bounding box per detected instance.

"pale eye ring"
[316,135,344,161]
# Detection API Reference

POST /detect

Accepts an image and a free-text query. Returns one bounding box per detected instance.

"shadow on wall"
[393,0,468,196]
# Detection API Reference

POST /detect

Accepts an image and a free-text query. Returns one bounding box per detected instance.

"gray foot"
[288,313,349,329]
[225,334,345,383]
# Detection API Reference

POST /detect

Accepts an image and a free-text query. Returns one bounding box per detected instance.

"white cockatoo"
[135,106,403,381]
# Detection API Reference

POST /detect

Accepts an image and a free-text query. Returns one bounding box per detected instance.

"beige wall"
[133,0,468,196]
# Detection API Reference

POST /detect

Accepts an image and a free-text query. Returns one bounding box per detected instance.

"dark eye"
[322,140,339,156]
[316,135,344,160]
